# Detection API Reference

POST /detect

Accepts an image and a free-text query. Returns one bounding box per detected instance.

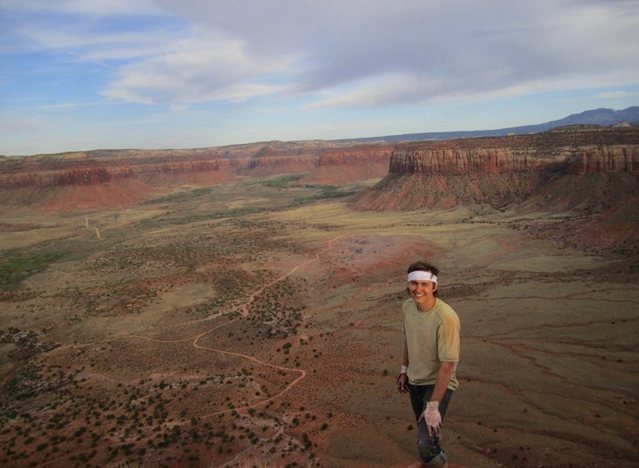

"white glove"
[422,401,442,436]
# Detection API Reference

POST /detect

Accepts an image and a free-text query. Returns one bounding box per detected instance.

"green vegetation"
[143,187,215,204]
[0,251,63,289]
[135,179,366,229]
[261,174,304,188]
[141,206,268,227]
[291,186,360,206]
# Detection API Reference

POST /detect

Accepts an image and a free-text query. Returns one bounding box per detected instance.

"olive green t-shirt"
[402,298,460,390]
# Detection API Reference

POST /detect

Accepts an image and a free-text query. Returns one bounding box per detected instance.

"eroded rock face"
[0,150,235,211]
[317,145,393,166]
[240,143,394,180]
[389,148,546,175]
[567,146,639,175]
[0,160,226,188]
[356,127,639,210]
[243,155,318,176]
[301,145,393,185]
[235,141,323,175]
[0,141,394,210]
[389,129,639,175]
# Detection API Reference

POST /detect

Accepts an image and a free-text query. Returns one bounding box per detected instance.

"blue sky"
[1,0,638,156]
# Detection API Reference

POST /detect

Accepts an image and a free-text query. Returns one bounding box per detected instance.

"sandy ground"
[0,182,638,468]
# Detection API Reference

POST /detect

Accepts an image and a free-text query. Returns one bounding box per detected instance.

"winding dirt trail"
[129,234,347,414]
[84,215,103,240]
[36,233,347,468]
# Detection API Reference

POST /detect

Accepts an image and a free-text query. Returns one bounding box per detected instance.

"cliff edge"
[355,126,639,210]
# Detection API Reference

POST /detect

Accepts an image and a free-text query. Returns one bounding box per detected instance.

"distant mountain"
[553,107,639,126]
[346,106,639,143]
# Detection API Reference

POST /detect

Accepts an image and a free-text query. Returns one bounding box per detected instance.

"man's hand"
[396,372,408,393]
[422,401,442,436]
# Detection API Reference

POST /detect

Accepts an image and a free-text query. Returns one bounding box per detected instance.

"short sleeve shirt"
[402,297,460,390]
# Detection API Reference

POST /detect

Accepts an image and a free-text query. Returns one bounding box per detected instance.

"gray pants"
[408,384,454,467]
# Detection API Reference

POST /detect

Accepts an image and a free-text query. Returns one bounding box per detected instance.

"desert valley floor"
[1,176,638,467]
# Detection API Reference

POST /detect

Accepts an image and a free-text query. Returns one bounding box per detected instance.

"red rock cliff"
[355,127,639,210]
[316,145,392,166]
[389,129,639,176]
[301,145,393,185]
[0,159,228,188]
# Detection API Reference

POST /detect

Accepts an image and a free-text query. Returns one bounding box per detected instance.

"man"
[396,261,461,467]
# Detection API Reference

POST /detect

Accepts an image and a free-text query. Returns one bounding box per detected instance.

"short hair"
[407,261,439,276]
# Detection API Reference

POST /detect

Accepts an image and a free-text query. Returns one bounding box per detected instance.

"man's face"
[408,280,437,306]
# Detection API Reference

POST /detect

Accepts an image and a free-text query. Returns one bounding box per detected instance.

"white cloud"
[140,0,639,107]
[307,74,440,109]
[0,0,166,16]
[11,24,180,62]
[595,90,639,99]
[102,28,302,104]
[3,0,639,110]
[204,83,294,103]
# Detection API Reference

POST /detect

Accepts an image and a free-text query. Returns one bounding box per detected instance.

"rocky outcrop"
[0,140,393,210]
[0,160,227,188]
[301,145,393,185]
[0,153,233,211]
[232,141,321,176]
[567,146,638,175]
[230,141,395,179]
[316,145,393,166]
[389,147,546,175]
[355,127,639,210]
[243,155,318,176]
[238,141,327,176]
[388,128,639,175]
[0,166,132,188]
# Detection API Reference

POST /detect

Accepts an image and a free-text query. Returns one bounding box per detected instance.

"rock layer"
[301,145,393,185]
[356,127,639,210]
[0,141,392,211]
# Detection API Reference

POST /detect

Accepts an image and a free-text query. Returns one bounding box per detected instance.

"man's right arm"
[396,334,409,393]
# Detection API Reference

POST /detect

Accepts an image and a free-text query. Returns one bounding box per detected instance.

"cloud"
[102,28,301,104]
[595,90,639,99]
[142,0,639,107]
[13,26,175,61]
[307,74,443,109]
[3,0,639,109]
[0,0,166,16]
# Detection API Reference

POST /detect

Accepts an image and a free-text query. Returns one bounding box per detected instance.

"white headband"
[407,271,438,284]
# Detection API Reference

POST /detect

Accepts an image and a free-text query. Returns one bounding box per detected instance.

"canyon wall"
[0,141,391,210]
[0,141,393,190]
[0,152,235,211]
[301,145,393,185]
[235,142,393,179]
[0,160,229,188]
[355,127,639,210]
[388,128,639,176]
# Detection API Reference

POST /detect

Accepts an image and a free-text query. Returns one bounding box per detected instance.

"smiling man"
[396,261,461,467]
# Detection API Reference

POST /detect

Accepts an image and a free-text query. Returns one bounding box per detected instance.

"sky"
[1,0,639,156]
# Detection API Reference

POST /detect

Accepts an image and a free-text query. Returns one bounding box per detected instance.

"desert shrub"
[261,174,304,188]
[289,186,360,207]
[0,252,63,288]
[143,187,214,204]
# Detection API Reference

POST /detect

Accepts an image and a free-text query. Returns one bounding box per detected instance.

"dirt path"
[84,215,103,240]
[133,233,347,409]
[36,234,345,467]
